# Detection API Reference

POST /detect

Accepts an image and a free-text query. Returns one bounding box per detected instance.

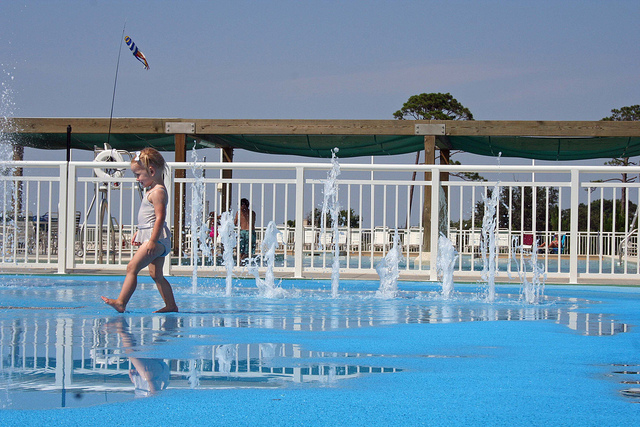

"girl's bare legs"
[101,241,164,313]
[148,256,178,313]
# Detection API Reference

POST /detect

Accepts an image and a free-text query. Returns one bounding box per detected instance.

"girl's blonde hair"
[133,147,167,181]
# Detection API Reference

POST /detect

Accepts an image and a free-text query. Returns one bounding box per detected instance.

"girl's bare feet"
[153,305,179,313]
[101,296,126,313]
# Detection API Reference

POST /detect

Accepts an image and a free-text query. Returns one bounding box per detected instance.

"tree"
[600,105,640,203]
[306,208,360,228]
[601,105,640,122]
[394,92,480,182]
[472,186,559,231]
[559,199,638,232]
[393,92,474,121]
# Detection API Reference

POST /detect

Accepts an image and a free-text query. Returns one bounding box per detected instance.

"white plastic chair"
[304,229,316,250]
[349,229,361,251]
[319,231,333,249]
[408,228,423,251]
[373,227,389,251]
[497,233,511,252]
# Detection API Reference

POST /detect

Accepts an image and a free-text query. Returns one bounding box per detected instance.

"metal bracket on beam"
[415,124,445,135]
[165,122,195,134]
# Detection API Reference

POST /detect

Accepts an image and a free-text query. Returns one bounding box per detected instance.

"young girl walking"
[102,147,178,313]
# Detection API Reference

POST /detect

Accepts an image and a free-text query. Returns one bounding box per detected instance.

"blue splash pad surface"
[1,275,639,426]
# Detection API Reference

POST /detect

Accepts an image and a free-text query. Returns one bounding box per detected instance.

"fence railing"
[2,159,640,283]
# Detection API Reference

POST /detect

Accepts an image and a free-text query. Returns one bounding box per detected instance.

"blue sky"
[1,0,639,163]
[2,0,639,121]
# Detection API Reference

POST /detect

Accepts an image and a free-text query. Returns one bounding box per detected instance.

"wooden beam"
[436,120,640,137]
[195,119,418,135]
[196,119,640,137]
[12,118,166,134]
[9,118,640,137]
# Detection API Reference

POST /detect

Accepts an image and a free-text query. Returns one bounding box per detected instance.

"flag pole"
[107,21,126,148]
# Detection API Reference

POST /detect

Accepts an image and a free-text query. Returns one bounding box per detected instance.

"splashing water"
[189,146,212,293]
[437,233,458,299]
[247,221,286,298]
[188,360,200,388]
[481,184,500,302]
[321,147,341,298]
[0,67,18,262]
[512,238,547,304]
[438,186,449,236]
[375,229,401,299]
[525,244,546,304]
[218,211,236,296]
[259,343,277,361]
[0,68,16,145]
[215,344,236,374]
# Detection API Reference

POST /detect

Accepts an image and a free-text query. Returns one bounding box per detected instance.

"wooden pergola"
[10,118,640,162]
[8,118,640,252]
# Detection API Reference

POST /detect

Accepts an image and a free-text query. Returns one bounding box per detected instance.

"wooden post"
[12,144,24,215]
[173,134,186,254]
[422,136,436,252]
[221,147,233,212]
[439,148,450,237]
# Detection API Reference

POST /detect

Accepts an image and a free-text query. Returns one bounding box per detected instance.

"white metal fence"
[2,159,640,284]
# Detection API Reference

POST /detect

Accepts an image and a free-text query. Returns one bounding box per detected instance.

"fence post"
[58,162,69,274]
[65,162,79,272]
[570,169,580,283]
[430,166,440,281]
[165,164,174,277]
[294,166,305,278]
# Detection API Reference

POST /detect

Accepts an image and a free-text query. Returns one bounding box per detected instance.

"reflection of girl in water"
[129,357,170,397]
[104,317,171,396]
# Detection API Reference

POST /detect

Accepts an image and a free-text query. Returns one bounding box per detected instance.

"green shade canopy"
[8,118,640,160]
[13,132,640,160]
[442,136,640,161]
[11,132,426,158]
[200,134,425,158]
[12,132,183,152]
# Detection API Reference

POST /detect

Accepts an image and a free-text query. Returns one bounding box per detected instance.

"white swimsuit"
[134,186,171,257]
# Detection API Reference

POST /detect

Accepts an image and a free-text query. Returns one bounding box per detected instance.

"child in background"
[102,147,178,313]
